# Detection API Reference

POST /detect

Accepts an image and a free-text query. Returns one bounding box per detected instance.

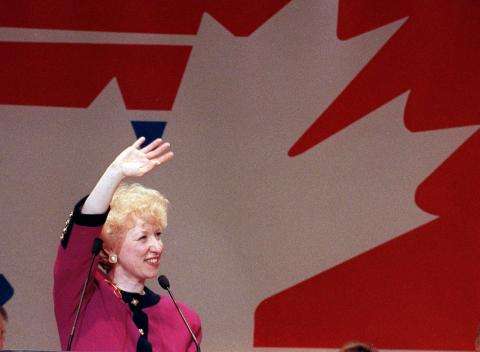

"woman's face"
[116,216,164,281]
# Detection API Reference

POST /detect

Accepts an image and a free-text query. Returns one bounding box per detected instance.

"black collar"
[120,286,160,310]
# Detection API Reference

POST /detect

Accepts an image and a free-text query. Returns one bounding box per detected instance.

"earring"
[108,254,118,264]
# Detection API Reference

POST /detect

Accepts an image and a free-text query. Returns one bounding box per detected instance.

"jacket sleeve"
[53,196,109,348]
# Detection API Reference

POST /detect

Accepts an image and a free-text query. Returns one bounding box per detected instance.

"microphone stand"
[66,238,103,351]
[158,276,200,352]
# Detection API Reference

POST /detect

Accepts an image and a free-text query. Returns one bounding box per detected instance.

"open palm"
[113,137,173,177]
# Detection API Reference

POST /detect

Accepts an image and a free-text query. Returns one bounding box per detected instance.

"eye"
[155,232,162,238]
[138,235,147,241]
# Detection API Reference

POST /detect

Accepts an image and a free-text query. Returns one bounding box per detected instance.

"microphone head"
[92,238,104,255]
[158,275,170,290]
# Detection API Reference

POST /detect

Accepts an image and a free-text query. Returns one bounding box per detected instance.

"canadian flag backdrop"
[0,1,479,351]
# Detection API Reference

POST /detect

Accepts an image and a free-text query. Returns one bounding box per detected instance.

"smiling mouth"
[145,257,160,265]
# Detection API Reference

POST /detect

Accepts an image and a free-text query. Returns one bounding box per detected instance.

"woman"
[54,137,201,351]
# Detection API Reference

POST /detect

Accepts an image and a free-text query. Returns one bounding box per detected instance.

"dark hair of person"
[340,342,377,352]
[0,306,7,321]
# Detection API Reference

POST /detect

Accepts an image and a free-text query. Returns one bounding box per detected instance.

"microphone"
[91,237,103,255]
[67,238,103,351]
[158,275,200,352]
[157,275,170,290]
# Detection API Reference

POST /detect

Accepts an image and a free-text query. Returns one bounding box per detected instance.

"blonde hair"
[101,182,169,252]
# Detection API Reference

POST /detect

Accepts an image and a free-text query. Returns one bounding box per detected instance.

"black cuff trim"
[60,196,110,249]
[72,196,110,227]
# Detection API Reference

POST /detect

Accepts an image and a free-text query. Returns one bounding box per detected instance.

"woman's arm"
[82,137,173,214]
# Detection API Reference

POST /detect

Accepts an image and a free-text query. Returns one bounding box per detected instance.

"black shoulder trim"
[60,196,110,249]
[72,196,110,227]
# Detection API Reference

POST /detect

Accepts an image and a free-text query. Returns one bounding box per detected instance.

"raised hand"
[111,137,174,178]
[82,137,173,214]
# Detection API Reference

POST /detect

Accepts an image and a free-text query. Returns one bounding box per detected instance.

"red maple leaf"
[255,1,480,349]
[289,0,480,156]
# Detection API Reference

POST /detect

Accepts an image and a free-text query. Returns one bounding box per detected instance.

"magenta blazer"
[53,200,202,351]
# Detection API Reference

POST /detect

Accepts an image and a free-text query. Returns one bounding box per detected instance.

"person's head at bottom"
[340,342,377,352]
[101,183,168,292]
[0,306,7,350]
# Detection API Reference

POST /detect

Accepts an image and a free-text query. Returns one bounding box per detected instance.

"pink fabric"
[53,223,202,351]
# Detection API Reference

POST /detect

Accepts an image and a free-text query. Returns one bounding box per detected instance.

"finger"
[146,142,171,159]
[151,151,174,166]
[141,138,163,153]
[132,137,146,149]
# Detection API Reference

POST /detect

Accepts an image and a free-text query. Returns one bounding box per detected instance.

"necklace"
[104,278,146,298]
